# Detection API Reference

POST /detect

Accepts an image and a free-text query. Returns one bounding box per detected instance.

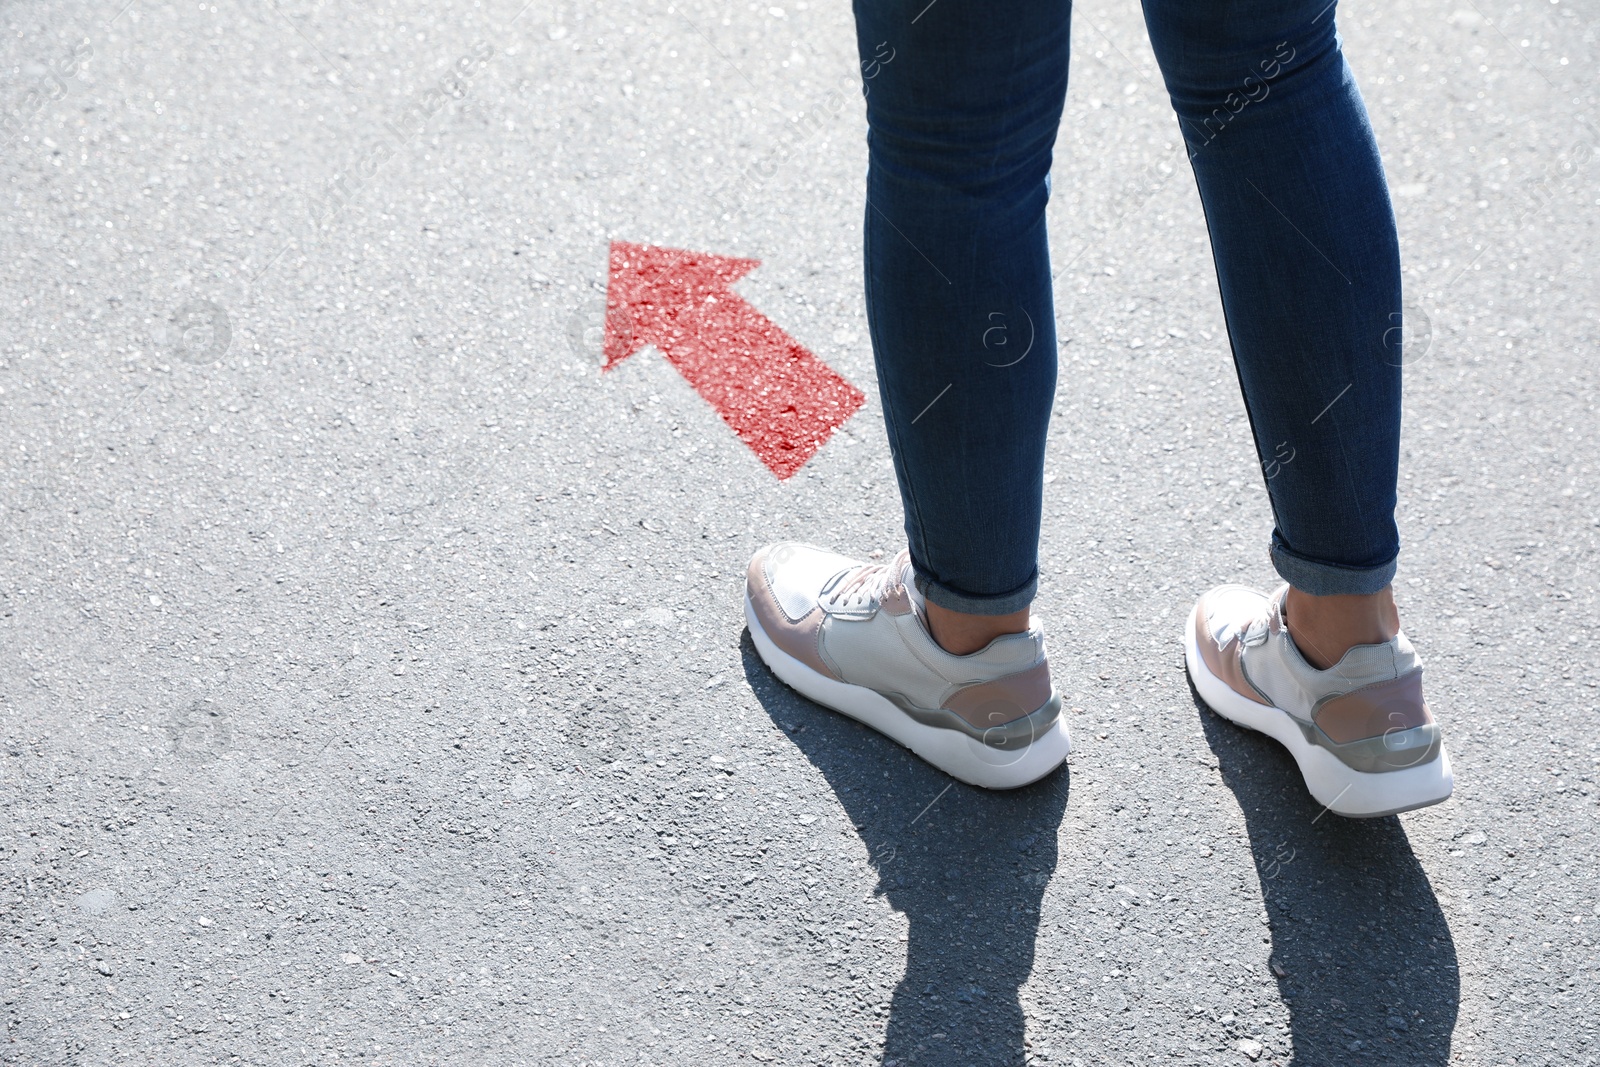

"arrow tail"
[659,296,864,480]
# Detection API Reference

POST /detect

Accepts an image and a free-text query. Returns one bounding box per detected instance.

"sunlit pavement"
[2,0,1596,1063]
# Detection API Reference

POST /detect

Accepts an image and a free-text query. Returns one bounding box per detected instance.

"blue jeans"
[854,0,1403,613]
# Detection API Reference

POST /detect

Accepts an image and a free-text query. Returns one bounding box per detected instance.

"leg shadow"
[1191,678,1460,1065]
[741,631,1070,1066]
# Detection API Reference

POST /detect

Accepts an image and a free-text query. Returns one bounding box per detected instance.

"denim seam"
[1188,164,1290,550]
[862,188,935,590]
[1329,368,1371,536]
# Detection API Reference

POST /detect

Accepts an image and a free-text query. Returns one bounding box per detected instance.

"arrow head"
[602,239,865,480]
[603,240,761,368]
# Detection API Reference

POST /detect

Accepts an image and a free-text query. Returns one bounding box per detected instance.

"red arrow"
[603,240,865,480]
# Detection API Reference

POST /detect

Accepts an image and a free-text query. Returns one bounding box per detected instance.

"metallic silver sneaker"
[1185,583,1453,817]
[745,543,1070,789]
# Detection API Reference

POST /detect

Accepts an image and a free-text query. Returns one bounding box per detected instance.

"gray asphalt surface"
[2,0,1597,1064]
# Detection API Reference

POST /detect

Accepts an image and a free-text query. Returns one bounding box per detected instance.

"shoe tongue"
[901,560,926,615]
[1268,584,1291,628]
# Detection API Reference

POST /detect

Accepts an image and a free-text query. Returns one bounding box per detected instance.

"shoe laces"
[823,549,910,611]
[1218,600,1273,650]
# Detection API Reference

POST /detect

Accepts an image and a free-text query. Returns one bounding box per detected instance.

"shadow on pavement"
[1191,679,1460,1066]
[741,631,1070,1067]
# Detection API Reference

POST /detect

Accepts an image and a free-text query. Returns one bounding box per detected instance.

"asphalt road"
[2,0,1597,1064]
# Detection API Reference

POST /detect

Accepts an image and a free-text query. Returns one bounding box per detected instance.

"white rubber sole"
[1183,607,1453,818]
[745,592,1070,790]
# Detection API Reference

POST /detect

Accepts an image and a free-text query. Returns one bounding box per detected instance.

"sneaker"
[744,543,1070,789]
[1185,583,1452,817]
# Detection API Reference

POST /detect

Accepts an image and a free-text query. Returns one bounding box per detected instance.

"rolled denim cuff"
[1270,536,1397,596]
[913,566,1037,616]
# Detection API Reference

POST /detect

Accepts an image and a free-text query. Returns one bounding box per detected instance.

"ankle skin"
[1283,585,1400,670]
[924,601,1031,656]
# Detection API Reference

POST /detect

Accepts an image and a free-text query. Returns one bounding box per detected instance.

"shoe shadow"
[1189,677,1460,1065]
[740,631,1070,1067]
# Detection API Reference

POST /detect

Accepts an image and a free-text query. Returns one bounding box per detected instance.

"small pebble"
[76,888,115,915]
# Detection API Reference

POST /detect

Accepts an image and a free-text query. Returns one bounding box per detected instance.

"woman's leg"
[741,0,1076,791]
[853,0,1072,642]
[1160,0,1453,814]
[1143,0,1404,661]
